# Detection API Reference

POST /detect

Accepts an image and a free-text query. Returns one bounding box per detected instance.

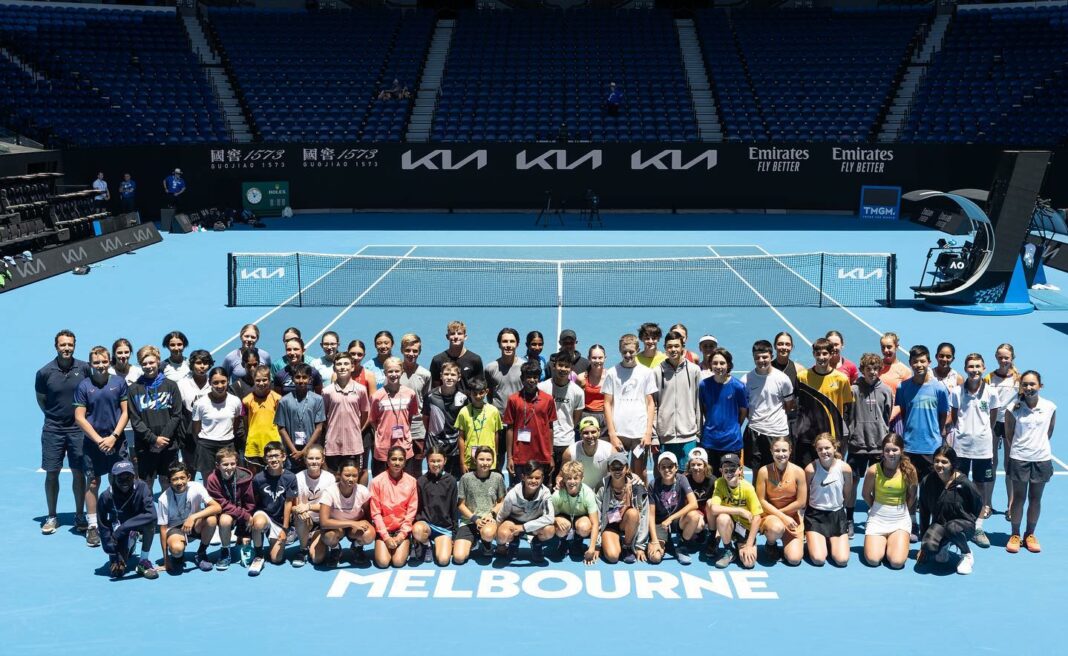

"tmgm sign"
[858,185,902,221]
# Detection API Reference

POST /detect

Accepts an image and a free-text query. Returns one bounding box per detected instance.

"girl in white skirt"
[863,433,918,569]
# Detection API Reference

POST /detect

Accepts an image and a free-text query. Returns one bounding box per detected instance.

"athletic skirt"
[865,502,912,536]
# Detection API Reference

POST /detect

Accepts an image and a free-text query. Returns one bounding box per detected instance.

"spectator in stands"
[119,174,136,213]
[604,82,623,115]
[377,79,410,101]
[163,168,186,211]
[92,172,110,211]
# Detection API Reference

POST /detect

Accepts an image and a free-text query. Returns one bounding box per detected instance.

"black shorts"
[137,448,180,479]
[744,429,788,470]
[84,437,127,479]
[906,452,934,481]
[195,439,234,479]
[846,451,880,478]
[958,457,994,483]
[455,523,484,543]
[805,507,848,538]
[1007,458,1053,484]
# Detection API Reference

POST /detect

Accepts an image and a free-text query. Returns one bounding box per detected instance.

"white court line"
[753,245,909,355]
[308,246,419,342]
[1052,454,1068,472]
[209,244,370,355]
[707,246,811,346]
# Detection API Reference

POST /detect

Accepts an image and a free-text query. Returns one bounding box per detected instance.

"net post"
[818,253,825,308]
[226,252,235,307]
[556,262,564,338]
[296,253,303,307]
[887,253,896,308]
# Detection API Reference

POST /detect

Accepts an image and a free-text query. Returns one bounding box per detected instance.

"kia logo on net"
[401,150,488,171]
[630,149,718,170]
[838,268,884,280]
[241,267,286,280]
[516,150,602,170]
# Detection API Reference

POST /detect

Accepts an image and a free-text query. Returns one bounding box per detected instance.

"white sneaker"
[957,552,974,575]
[248,557,265,577]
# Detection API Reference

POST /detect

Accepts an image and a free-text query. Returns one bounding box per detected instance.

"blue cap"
[111,460,136,477]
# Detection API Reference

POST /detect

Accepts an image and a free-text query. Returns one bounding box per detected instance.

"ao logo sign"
[838,268,884,280]
[241,267,286,280]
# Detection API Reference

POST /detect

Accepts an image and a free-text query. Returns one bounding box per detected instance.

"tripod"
[535,190,564,228]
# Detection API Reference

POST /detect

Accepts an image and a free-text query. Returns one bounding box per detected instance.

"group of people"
[88,167,186,213]
[35,320,1054,579]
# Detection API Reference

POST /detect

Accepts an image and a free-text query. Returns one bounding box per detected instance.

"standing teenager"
[504,361,557,485]
[847,352,893,537]
[322,353,371,479]
[698,348,749,476]
[538,355,584,482]
[456,378,503,474]
[986,343,1019,515]
[603,334,657,483]
[953,353,999,547]
[577,344,608,436]
[161,331,190,382]
[654,331,702,470]
[128,345,183,495]
[191,367,245,481]
[1004,370,1055,554]
[369,357,421,477]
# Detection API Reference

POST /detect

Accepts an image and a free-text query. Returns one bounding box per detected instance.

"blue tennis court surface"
[3,212,1065,654]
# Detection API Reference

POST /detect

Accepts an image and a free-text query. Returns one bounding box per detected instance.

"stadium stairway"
[0,45,43,83]
[183,13,252,144]
[675,18,723,142]
[406,18,455,143]
[878,12,951,143]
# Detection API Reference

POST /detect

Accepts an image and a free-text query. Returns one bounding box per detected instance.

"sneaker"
[196,553,213,572]
[349,545,369,565]
[291,551,308,568]
[479,540,494,558]
[74,514,89,533]
[1025,534,1042,554]
[286,527,298,545]
[136,559,158,580]
[714,546,736,569]
[1006,534,1022,554]
[957,552,974,575]
[675,543,692,566]
[621,547,636,565]
[909,529,919,544]
[41,516,59,535]
[529,539,545,564]
[85,527,101,548]
[764,542,782,563]
[506,540,519,560]
[109,560,125,579]
[847,520,855,539]
[166,557,183,575]
[215,555,231,571]
[326,547,342,567]
[555,538,571,560]
[239,544,255,567]
[979,505,992,520]
[411,541,428,564]
[934,545,950,564]
[248,556,265,576]
[972,529,990,549]
[569,539,588,559]
[703,540,719,558]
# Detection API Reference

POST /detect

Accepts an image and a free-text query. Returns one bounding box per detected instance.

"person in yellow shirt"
[456,378,503,473]
[708,453,762,569]
[635,322,667,369]
[242,366,281,472]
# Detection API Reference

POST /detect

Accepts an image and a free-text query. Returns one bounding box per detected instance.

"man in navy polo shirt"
[35,330,92,535]
[119,173,137,213]
[163,168,186,211]
[74,346,130,548]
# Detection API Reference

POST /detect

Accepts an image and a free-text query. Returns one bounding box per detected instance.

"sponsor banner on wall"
[62,144,1064,214]
[1,223,162,293]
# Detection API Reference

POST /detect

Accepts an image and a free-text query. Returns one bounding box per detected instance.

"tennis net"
[227,251,896,308]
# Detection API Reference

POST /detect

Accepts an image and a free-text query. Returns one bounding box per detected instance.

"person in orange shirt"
[369,446,418,568]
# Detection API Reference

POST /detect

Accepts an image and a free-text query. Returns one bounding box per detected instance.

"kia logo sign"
[516,150,602,170]
[241,267,286,280]
[838,268,884,280]
[401,150,488,171]
[631,150,718,170]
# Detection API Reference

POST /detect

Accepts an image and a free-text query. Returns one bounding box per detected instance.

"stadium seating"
[208,8,434,142]
[696,7,927,142]
[432,9,699,143]
[0,173,98,256]
[903,5,1068,146]
[0,4,227,147]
